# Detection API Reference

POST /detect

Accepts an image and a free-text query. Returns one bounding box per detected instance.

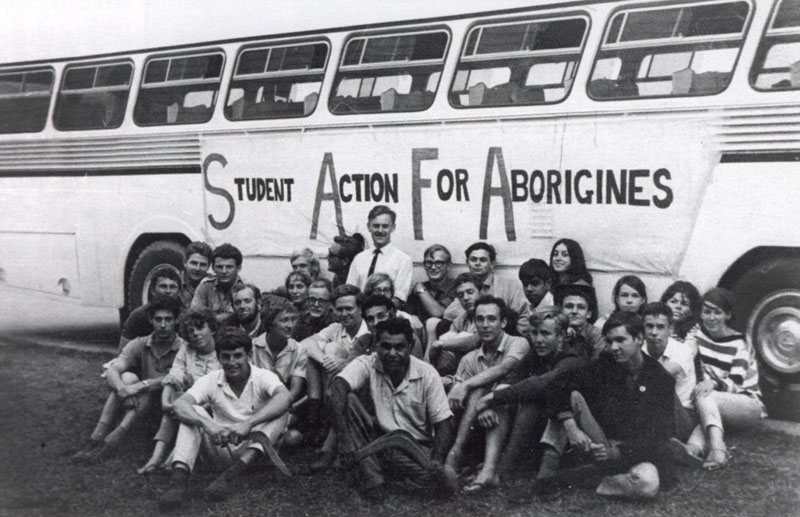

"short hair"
[291,248,321,278]
[454,272,483,290]
[642,302,673,324]
[601,311,644,339]
[215,326,253,356]
[285,270,313,290]
[213,243,243,267]
[367,205,397,224]
[184,241,213,262]
[179,308,219,337]
[474,295,507,316]
[332,284,361,303]
[365,272,393,297]
[332,233,366,261]
[702,287,734,315]
[360,294,394,314]
[423,244,451,263]
[232,282,261,301]
[260,294,299,330]
[309,278,333,294]
[465,241,497,263]
[612,275,648,313]
[529,306,570,336]
[519,258,554,284]
[149,265,181,295]
[375,317,413,345]
[147,294,182,319]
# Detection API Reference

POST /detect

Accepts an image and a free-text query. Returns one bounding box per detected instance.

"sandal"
[462,476,499,494]
[702,448,730,471]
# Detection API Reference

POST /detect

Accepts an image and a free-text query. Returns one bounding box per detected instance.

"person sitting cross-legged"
[72,295,184,464]
[327,317,457,501]
[158,327,291,509]
[533,311,676,500]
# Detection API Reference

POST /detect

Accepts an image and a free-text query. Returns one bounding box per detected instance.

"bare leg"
[470,406,510,489]
[445,387,487,472]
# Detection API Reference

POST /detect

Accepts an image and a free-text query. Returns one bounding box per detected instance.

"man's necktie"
[368,248,381,277]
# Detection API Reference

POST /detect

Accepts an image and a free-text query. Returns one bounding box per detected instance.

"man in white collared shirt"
[346,205,413,306]
[159,327,291,509]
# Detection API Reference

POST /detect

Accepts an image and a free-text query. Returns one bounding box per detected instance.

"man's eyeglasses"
[423,260,448,269]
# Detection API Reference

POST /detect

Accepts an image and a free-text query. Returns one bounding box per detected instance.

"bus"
[0,0,798,418]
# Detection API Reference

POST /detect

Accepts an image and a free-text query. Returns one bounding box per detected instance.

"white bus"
[1,0,799,418]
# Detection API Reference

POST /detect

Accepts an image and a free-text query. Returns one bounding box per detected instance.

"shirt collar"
[478,332,507,359]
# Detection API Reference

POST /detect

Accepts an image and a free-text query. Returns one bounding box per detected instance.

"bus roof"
[1,0,618,65]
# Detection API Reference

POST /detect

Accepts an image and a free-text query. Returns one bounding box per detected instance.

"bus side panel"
[679,160,800,290]
[201,117,711,298]
[0,176,81,297]
[74,171,206,308]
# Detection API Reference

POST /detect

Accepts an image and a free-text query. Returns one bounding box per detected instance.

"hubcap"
[748,290,800,374]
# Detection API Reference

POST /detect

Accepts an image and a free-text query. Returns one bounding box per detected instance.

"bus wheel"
[127,240,184,311]
[732,258,800,421]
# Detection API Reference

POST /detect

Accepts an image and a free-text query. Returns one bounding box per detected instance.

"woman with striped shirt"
[691,288,766,432]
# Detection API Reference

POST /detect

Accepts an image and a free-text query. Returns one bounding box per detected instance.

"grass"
[1,343,799,517]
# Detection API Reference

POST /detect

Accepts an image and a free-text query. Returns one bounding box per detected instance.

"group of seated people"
[70,204,767,508]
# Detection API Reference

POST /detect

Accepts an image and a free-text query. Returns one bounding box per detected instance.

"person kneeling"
[327,318,457,501]
[158,327,291,509]
[535,311,677,500]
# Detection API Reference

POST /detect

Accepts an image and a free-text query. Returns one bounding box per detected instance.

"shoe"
[87,441,119,464]
[204,463,245,502]
[158,471,190,510]
[669,437,703,468]
[305,450,336,474]
[71,440,102,464]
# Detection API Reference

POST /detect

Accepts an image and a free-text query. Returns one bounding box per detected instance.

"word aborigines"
[510,168,674,208]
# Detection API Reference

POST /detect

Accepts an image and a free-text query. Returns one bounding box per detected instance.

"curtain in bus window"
[54,63,132,131]
[750,0,800,90]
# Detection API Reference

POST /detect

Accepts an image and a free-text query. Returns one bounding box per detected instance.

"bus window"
[589,1,751,100]
[751,0,800,91]
[225,40,329,120]
[329,29,449,114]
[449,15,588,108]
[54,62,132,130]
[0,69,53,133]
[134,52,223,126]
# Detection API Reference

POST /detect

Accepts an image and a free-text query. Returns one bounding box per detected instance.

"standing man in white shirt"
[346,205,413,307]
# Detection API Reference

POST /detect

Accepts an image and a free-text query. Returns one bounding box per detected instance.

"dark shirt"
[546,352,676,486]
[293,310,336,342]
[492,348,584,406]
[405,275,458,320]
[121,304,152,341]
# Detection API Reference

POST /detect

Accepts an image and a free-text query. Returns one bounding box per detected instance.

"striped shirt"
[692,328,761,399]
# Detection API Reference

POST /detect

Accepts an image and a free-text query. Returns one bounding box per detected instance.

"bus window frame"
[587,0,754,102]
[328,24,451,115]
[749,0,800,92]
[447,11,591,109]
[0,65,54,134]
[224,37,331,121]
[53,59,134,132]
[134,48,226,127]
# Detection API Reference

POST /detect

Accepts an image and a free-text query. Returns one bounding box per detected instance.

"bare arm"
[228,385,291,442]
[436,333,480,353]
[287,376,306,404]
[430,417,455,463]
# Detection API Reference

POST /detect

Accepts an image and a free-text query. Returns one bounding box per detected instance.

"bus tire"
[126,240,184,311]
[731,257,800,421]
